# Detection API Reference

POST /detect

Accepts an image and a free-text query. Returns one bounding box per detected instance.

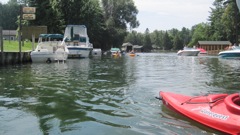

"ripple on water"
[0,53,237,134]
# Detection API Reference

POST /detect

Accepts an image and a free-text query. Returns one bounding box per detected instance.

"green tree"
[208,0,240,44]
[143,28,152,51]
[28,0,63,33]
[180,27,191,45]
[173,33,183,50]
[162,31,172,50]
[150,30,163,49]
[208,0,226,40]
[0,1,19,30]
[50,0,106,49]
[221,0,240,44]
[124,30,143,45]
[189,23,210,46]
[101,0,139,49]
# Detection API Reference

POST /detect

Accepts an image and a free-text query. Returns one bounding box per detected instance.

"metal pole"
[18,5,22,63]
[32,34,35,51]
[235,2,239,46]
[0,27,3,65]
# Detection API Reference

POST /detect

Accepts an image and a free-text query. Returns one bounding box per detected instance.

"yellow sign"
[22,7,36,14]
[23,14,36,20]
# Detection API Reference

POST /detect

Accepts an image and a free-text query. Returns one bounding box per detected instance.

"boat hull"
[67,46,93,58]
[91,48,102,57]
[129,53,135,57]
[30,38,69,63]
[31,52,68,63]
[177,50,200,56]
[219,51,240,58]
[159,91,240,134]
[112,53,121,57]
[64,25,93,58]
[218,47,240,58]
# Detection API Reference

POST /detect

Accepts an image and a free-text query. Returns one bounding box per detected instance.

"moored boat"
[30,34,69,63]
[128,50,136,57]
[110,48,121,57]
[197,48,207,54]
[64,25,93,58]
[177,47,200,56]
[218,46,240,58]
[91,48,102,57]
[158,91,240,134]
[129,53,135,57]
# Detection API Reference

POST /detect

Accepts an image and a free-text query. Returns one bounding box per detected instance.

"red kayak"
[159,91,240,135]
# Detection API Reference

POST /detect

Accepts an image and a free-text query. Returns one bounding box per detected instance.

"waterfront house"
[133,45,143,52]
[197,41,232,54]
[122,42,133,52]
[3,30,17,41]
[122,42,143,52]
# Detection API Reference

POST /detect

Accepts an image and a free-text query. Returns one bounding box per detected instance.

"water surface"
[0,53,239,135]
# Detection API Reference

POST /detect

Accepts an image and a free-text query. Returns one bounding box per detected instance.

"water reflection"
[206,58,240,92]
[0,53,239,134]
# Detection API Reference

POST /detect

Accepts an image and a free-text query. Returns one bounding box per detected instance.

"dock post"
[18,5,22,64]
[0,27,4,65]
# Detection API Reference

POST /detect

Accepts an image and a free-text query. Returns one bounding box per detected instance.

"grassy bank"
[3,40,34,52]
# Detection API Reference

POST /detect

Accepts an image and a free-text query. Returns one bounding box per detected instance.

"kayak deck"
[159,91,240,135]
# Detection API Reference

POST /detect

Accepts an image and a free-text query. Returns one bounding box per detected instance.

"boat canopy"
[64,25,89,42]
[38,34,64,42]
[39,34,63,39]
[110,48,120,52]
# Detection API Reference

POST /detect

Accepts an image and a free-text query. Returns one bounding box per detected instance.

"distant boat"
[129,53,135,57]
[64,25,93,58]
[91,48,102,57]
[110,48,121,57]
[197,48,207,54]
[219,46,240,58]
[177,47,200,56]
[128,50,136,57]
[30,34,69,63]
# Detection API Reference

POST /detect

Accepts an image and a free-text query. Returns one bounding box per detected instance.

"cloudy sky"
[1,0,215,32]
[133,0,215,32]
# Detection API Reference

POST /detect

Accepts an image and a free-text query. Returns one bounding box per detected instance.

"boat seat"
[224,93,240,115]
[207,94,228,103]
[39,49,49,52]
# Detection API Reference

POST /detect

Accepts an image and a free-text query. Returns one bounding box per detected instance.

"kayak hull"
[159,91,240,135]
[129,53,135,57]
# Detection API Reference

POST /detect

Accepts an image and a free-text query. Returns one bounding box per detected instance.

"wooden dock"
[0,52,32,66]
[0,27,32,66]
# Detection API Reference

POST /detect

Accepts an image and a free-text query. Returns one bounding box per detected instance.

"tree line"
[0,0,239,51]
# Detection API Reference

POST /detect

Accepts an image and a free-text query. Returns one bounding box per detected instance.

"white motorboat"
[177,47,200,56]
[219,46,240,58]
[91,48,102,57]
[64,25,93,58]
[110,48,121,57]
[30,34,69,63]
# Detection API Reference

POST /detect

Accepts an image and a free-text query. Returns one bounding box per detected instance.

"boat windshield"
[111,48,120,52]
[38,34,63,42]
[64,25,89,42]
[183,47,197,50]
[232,46,240,50]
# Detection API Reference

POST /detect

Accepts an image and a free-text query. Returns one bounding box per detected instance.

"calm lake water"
[0,53,240,135]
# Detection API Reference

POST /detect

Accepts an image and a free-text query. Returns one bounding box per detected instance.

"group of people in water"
[113,50,135,57]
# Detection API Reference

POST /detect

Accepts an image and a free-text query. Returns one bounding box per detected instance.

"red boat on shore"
[158,91,240,135]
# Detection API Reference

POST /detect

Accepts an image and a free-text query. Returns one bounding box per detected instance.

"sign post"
[19,6,36,63]
[22,7,36,20]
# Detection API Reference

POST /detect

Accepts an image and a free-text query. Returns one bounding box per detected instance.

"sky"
[1,0,215,33]
[133,0,215,32]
